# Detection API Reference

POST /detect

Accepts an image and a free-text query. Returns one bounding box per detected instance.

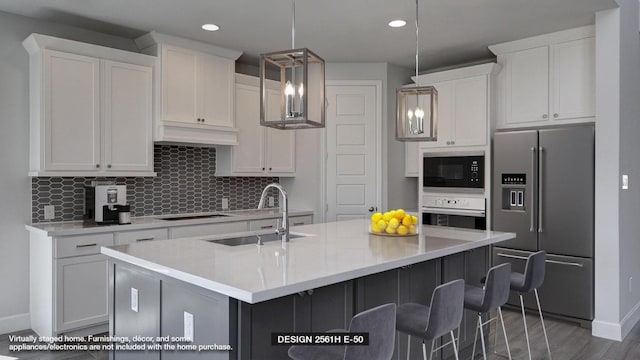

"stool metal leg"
[478,314,487,360]
[451,330,460,360]
[471,314,480,359]
[498,307,512,360]
[422,340,428,360]
[519,294,532,360]
[535,289,552,359]
[407,335,411,360]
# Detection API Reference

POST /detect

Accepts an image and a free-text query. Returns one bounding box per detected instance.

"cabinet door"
[102,60,153,171]
[420,81,453,148]
[43,50,100,171]
[452,76,487,146]
[233,84,265,173]
[198,53,234,128]
[161,46,198,124]
[55,255,109,332]
[265,88,296,174]
[113,264,161,360]
[308,282,354,332]
[504,46,549,125]
[551,38,595,121]
[404,142,419,177]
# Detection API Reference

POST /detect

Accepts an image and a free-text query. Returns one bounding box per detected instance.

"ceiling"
[0,0,617,71]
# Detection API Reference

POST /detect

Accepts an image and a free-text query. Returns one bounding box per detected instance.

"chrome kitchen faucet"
[257,183,289,247]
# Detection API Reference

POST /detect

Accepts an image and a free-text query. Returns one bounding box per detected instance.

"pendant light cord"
[415,0,420,86]
[291,0,296,49]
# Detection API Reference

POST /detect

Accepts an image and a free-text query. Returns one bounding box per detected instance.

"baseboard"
[620,300,640,339]
[592,319,622,341]
[0,313,30,335]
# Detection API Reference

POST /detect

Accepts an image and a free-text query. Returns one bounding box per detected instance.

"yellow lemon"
[411,215,419,225]
[388,218,400,229]
[388,210,397,220]
[371,223,383,233]
[382,212,393,222]
[409,224,417,234]
[385,226,397,234]
[376,219,387,230]
[395,209,406,220]
[397,225,409,235]
[371,212,383,223]
[402,215,413,226]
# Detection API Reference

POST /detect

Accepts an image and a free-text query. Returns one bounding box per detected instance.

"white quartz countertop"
[101,219,515,304]
[25,208,313,236]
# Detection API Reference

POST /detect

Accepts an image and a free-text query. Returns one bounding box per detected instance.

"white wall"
[593,0,640,340]
[0,10,138,334]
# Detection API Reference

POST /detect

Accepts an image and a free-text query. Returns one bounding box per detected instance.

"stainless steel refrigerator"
[492,125,594,325]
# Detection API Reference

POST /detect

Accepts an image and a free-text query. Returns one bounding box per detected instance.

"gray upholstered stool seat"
[396,279,465,360]
[288,303,396,360]
[463,263,512,360]
[508,250,551,360]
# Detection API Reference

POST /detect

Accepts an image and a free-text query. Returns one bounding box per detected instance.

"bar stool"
[288,303,397,360]
[463,263,512,360]
[510,250,551,360]
[396,279,465,360]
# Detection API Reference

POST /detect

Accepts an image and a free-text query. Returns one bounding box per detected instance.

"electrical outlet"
[221,198,229,210]
[622,174,629,190]
[44,205,55,220]
[268,196,274,207]
[184,311,194,341]
[131,288,139,313]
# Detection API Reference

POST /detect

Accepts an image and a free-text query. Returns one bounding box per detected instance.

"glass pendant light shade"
[396,85,437,141]
[260,48,325,129]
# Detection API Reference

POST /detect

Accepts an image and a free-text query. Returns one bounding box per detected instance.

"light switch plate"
[221,198,229,210]
[44,205,55,220]
[268,196,274,207]
[184,311,194,341]
[622,174,629,189]
[131,288,138,313]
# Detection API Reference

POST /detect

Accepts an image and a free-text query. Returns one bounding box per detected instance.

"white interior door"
[326,83,380,222]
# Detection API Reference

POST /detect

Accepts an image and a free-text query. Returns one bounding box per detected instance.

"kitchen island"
[102,219,515,360]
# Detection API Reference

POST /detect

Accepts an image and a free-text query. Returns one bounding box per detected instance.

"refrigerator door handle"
[546,259,584,268]
[530,146,537,232]
[496,252,529,260]
[538,146,544,233]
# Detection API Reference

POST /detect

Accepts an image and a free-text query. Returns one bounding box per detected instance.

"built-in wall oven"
[423,152,484,192]
[422,195,486,230]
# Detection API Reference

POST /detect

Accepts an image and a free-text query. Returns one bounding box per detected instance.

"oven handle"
[421,207,486,217]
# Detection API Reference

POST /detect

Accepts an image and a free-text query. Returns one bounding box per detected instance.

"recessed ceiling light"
[201,24,220,32]
[388,20,407,28]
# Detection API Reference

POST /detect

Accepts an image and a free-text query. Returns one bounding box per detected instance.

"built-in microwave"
[423,152,484,192]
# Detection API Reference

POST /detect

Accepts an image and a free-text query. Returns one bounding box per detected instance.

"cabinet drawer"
[54,233,114,258]
[290,215,313,226]
[116,228,169,245]
[249,219,278,231]
[170,221,248,239]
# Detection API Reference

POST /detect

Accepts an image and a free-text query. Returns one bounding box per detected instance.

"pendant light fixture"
[260,0,325,129]
[396,0,437,141]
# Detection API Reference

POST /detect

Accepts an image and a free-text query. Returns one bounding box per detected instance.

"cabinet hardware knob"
[262,167,265,171]
[307,290,314,296]
[202,118,205,122]
[107,164,112,169]
[542,114,548,119]
[96,164,100,168]
[269,167,272,171]
[446,141,451,145]
[554,113,559,118]
[451,141,455,145]
[298,291,305,297]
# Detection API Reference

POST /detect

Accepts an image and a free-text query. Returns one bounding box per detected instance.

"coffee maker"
[85,184,129,225]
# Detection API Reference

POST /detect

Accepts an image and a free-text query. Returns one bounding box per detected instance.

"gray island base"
[102,219,515,359]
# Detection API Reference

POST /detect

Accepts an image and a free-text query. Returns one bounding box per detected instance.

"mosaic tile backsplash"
[31,145,280,223]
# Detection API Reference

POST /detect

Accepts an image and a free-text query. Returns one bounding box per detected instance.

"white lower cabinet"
[117,228,170,245]
[55,255,109,332]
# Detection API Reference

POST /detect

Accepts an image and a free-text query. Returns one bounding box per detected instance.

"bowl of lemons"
[370,209,419,236]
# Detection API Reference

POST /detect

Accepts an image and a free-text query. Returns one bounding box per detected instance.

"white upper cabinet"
[490,26,595,129]
[216,74,296,177]
[23,34,156,177]
[135,32,242,146]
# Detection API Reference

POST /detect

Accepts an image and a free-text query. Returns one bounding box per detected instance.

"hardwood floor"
[1,309,639,359]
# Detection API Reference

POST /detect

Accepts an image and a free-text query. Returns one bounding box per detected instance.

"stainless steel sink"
[159,214,231,221]
[206,232,310,246]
